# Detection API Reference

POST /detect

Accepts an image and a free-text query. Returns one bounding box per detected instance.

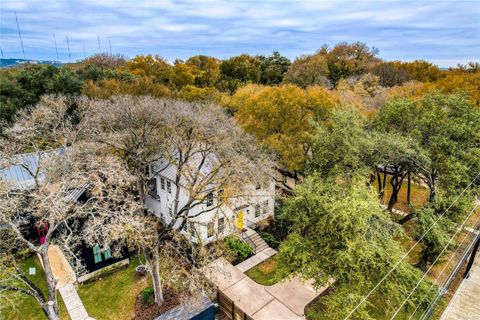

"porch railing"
[241,231,256,255]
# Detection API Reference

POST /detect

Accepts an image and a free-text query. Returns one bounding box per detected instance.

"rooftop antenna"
[14,9,26,59]
[83,45,87,59]
[53,33,60,61]
[97,35,101,52]
[109,38,112,54]
[66,36,71,61]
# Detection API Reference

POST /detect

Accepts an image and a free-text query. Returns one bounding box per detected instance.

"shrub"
[258,231,279,249]
[140,286,154,305]
[224,236,253,262]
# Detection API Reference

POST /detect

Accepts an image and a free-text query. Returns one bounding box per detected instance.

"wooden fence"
[218,291,254,320]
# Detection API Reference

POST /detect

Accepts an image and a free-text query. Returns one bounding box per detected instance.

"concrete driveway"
[203,258,329,319]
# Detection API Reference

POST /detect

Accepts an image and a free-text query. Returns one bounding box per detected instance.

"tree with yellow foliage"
[124,54,172,85]
[229,84,339,174]
[435,72,480,106]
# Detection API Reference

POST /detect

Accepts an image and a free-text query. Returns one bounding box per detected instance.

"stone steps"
[246,231,269,254]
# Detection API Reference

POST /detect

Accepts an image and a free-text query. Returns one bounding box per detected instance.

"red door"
[37,225,48,244]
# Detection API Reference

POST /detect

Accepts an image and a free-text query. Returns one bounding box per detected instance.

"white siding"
[146,175,275,244]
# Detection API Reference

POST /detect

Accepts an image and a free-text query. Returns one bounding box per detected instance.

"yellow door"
[236,211,244,230]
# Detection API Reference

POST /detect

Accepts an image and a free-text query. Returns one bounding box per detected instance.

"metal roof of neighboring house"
[0,149,87,202]
[0,152,44,189]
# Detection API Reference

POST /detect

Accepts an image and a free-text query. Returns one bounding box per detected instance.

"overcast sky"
[0,0,479,67]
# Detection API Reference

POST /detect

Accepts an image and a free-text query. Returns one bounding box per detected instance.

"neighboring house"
[0,151,129,281]
[146,157,276,244]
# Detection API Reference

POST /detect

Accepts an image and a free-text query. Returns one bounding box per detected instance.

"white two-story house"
[145,156,275,244]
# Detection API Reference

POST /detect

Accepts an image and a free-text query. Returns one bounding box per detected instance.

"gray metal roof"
[151,152,218,188]
[0,149,87,202]
[0,152,44,188]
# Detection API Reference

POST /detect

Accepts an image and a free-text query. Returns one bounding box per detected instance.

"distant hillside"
[0,58,62,68]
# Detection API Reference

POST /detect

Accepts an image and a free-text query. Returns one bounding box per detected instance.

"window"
[255,204,260,218]
[206,192,214,207]
[263,200,269,215]
[189,221,196,238]
[160,178,165,190]
[207,222,214,238]
[93,244,102,264]
[93,245,112,263]
[218,217,225,234]
[166,181,172,194]
[103,247,112,260]
[148,178,159,199]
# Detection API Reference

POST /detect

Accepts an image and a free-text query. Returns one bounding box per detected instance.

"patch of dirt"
[258,259,276,273]
[133,286,180,320]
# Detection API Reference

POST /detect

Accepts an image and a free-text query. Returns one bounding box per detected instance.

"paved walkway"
[440,251,480,320]
[236,227,277,272]
[203,258,328,320]
[59,284,93,320]
[236,247,277,272]
[41,245,94,320]
[380,204,408,217]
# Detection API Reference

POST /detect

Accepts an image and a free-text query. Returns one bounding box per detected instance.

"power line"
[53,33,59,61]
[66,35,71,61]
[389,203,479,320]
[408,210,480,320]
[14,9,26,59]
[344,171,480,320]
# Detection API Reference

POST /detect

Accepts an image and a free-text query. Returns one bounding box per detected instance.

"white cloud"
[0,0,478,67]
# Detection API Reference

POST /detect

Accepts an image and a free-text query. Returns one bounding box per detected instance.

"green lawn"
[1,255,70,320]
[1,255,148,320]
[77,256,149,320]
[245,257,282,286]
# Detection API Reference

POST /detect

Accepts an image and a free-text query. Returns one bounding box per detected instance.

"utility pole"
[0,46,4,58]
[97,35,101,52]
[66,36,71,61]
[463,229,480,278]
[109,38,112,54]
[83,45,87,59]
[54,33,60,61]
[14,9,26,59]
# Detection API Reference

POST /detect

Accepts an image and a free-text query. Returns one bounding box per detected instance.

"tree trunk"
[428,182,436,203]
[407,172,411,205]
[417,254,428,273]
[144,247,164,305]
[381,171,387,200]
[39,248,59,320]
[388,177,400,212]
[399,212,416,225]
